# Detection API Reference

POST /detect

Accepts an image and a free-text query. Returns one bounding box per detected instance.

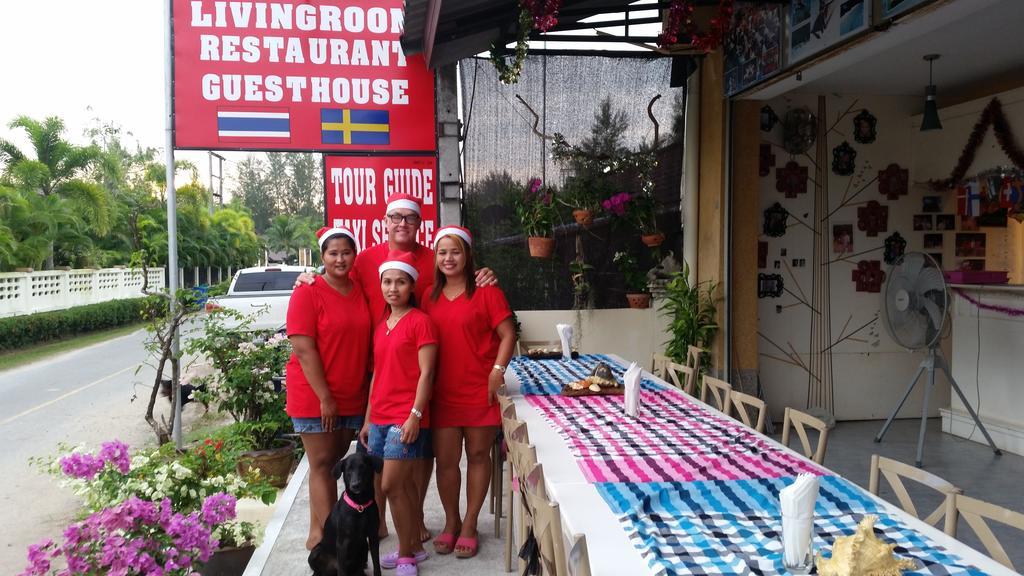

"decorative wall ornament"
[883,232,907,265]
[763,202,789,237]
[760,105,779,132]
[783,107,817,154]
[759,143,776,176]
[931,98,1024,190]
[758,273,784,298]
[776,161,809,198]
[853,109,877,144]
[857,200,889,236]
[852,260,886,292]
[878,163,909,200]
[832,141,857,176]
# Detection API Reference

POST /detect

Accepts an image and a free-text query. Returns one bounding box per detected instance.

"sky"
[0,0,245,196]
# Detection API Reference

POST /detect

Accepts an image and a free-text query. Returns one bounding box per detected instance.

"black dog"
[308,452,384,576]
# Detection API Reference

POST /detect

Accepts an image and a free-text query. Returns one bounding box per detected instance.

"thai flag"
[957,182,981,216]
[217,109,290,139]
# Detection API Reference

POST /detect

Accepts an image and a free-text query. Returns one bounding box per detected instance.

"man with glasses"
[295,192,496,543]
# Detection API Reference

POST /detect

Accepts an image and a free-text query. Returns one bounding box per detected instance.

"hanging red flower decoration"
[852,260,886,292]
[657,0,735,52]
[520,0,562,32]
[857,200,888,237]
[878,163,909,200]
[776,160,808,198]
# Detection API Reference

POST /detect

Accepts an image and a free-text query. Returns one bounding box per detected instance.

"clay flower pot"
[527,236,555,258]
[236,439,296,488]
[200,545,257,576]
[626,293,651,309]
[572,209,595,228]
[641,232,665,247]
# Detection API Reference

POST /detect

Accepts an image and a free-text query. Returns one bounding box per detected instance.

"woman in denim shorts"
[359,250,438,576]
[285,227,371,550]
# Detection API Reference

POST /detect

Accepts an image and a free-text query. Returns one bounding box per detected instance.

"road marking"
[0,364,140,427]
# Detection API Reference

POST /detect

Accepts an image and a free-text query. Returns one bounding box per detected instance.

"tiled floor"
[257,418,1023,574]
[788,418,1024,571]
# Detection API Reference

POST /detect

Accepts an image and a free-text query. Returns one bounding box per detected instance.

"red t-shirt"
[369,309,437,427]
[285,276,372,417]
[422,285,513,408]
[352,242,435,324]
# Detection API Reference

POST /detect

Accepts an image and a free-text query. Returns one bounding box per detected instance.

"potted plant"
[21,493,244,576]
[613,251,651,309]
[569,256,594,309]
[659,263,719,367]
[560,176,603,228]
[513,177,557,258]
[602,191,663,246]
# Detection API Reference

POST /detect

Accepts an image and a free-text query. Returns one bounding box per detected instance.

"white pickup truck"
[204,265,311,331]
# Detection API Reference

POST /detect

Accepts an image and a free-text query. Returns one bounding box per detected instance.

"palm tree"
[0,115,109,268]
[263,215,313,264]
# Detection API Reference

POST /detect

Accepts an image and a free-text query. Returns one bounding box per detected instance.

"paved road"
[0,328,174,571]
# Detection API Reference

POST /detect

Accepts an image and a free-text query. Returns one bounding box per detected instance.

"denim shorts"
[366,423,433,460]
[291,415,365,434]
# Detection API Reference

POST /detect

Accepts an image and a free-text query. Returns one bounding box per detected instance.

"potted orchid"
[613,251,651,309]
[603,191,662,246]
[513,177,557,258]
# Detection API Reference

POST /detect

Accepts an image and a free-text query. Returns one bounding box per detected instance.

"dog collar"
[343,491,373,513]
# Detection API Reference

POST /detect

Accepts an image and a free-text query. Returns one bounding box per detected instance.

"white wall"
[757,94,950,421]
[516,306,670,369]
[0,268,165,318]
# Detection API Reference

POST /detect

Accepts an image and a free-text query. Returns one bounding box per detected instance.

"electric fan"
[875,252,1000,467]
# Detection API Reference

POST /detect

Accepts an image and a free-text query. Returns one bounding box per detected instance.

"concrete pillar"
[730,101,761,380]
[436,63,462,227]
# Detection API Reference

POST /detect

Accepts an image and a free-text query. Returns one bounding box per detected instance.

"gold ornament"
[815,515,916,576]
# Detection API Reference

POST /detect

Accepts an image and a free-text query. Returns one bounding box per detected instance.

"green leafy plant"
[568,257,594,309]
[0,297,153,352]
[613,251,648,293]
[559,176,603,213]
[513,177,557,238]
[203,332,291,424]
[659,263,719,367]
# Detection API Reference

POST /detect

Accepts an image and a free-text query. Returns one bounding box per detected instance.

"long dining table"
[505,353,1016,576]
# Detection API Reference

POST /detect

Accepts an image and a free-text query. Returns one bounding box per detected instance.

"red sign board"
[324,155,438,250]
[173,0,436,152]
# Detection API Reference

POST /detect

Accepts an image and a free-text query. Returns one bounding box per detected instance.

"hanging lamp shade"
[920,55,942,132]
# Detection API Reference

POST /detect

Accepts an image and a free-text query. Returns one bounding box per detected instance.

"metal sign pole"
[165,0,183,448]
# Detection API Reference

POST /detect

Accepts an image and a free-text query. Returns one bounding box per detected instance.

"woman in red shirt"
[286,227,372,550]
[359,250,437,576]
[422,226,515,559]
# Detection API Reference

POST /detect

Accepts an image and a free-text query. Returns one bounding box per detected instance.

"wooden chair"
[952,493,1024,570]
[868,454,961,535]
[686,345,704,374]
[651,353,672,380]
[780,407,830,464]
[730,390,767,433]
[505,421,536,572]
[666,362,696,396]
[700,375,732,414]
[524,461,589,573]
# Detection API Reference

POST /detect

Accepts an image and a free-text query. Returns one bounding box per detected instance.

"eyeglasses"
[386,213,421,225]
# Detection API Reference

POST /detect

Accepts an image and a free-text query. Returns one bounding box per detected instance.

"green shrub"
[0,297,155,352]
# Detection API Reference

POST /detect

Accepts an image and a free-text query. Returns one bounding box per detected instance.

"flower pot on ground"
[236,438,296,489]
[626,293,651,309]
[527,236,555,258]
[641,232,665,247]
[573,209,595,228]
[200,544,257,576]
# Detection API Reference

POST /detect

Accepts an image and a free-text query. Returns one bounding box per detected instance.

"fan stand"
[874,347,1001,467]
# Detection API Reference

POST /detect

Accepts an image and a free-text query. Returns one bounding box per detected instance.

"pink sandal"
[433,531,457,554]
[395,557,418,576]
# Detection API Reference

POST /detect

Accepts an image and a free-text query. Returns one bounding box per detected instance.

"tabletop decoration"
[816,515,917,576]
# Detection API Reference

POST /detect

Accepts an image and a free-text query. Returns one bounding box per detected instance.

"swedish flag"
[321,109,390,145]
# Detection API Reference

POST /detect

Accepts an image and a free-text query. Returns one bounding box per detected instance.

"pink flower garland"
[953,287,1024,318]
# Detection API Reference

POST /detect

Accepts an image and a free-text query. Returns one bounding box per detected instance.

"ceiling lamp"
[920,54,942,131]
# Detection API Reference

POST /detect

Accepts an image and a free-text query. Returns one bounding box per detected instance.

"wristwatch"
[493,364,507,373]
[410,407,423,419]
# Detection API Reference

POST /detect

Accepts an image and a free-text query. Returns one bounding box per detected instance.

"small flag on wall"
[216,109,290,139]
[321,109,390,145]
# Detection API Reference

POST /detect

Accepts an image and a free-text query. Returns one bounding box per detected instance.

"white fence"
[0,267,166,318]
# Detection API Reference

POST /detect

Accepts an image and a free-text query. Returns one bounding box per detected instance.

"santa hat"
[385,193,422,215]
[378,250,419,281]
[317,226,359,253]
[433,226,473,249]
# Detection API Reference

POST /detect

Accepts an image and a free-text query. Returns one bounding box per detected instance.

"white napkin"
[779,473,820,568]
[623,362,642,417]
[556,323,573,360]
